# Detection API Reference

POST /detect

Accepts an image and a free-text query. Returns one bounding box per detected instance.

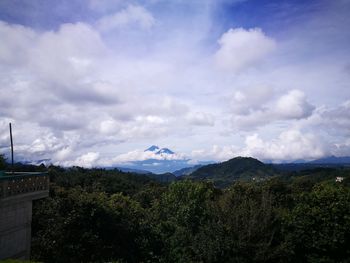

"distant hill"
[113,167,152,174]
[173,164,203,177]
[187,157,277,187]
[274,156,350,172]
[309,156,350,164]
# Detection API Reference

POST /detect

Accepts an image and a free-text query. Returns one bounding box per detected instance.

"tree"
[150,180,220,262]
[32,188,153,263]
[212,182,286,262]
[283,182,350,262]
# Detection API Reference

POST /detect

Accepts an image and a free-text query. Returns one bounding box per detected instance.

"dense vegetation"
[26,163,350,263]
[1,154,350,262]
[187,157,278,187]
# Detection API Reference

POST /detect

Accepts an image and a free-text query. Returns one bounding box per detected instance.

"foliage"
[32,188,153,263]
[48,165,156,196]
[150,180,220,262]
[211,182,286,262]
[283,182,350,262]
[187,157,278,187]
[30,165,350,262]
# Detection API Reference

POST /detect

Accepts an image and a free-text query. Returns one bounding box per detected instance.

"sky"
[0,0,350,167]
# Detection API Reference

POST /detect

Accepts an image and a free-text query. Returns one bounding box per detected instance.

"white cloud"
[0,20,195,165]
[135,115,167,125]
[191,129,328,163]
[239,130,327,162]
[215,28,276,72]
[186,112,215,126]
[308,100,350,135]
[230,86,274,115]
[61,152,100,168]
[99,119,121,135]
[191,145,238,162]
[230,89,315,130]
[96,5,155,32]
[0,0,350,167]
[333,138,350,157]
[275,90,315,119]
[96,148,187,167]
[0,21,36,66]
[53,147,73,162]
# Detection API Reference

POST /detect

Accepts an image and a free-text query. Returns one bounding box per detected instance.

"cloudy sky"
[0,0,349,167]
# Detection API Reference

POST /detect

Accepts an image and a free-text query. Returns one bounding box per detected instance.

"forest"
[28,164,350,263]
[1,155,350,262]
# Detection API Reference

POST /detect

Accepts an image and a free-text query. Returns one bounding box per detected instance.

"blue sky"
[0,0,349,167]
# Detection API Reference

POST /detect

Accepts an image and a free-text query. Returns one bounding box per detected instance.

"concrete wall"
[0,190,49,260]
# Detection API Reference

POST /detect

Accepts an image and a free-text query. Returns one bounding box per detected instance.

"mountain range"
[16,148,350,188]
[111,153,350,187]
[309,156,350,164]
[144,145,175,155]
[22,145,350,175]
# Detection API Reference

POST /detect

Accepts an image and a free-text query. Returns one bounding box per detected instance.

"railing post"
[9,123,14,174]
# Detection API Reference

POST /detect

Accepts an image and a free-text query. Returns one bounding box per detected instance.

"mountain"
[274,156,350,172]
[187,157,278,187]
[115,167,177,183]
[173,164,204,177]
[123,159,192,174]
[309,156,350,164]
[114,146,192,174]
[145,145,160,152]
[145,145,175,155]
[156,148,175,155]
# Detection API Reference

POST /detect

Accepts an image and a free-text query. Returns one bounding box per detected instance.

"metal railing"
[0,172,49,199]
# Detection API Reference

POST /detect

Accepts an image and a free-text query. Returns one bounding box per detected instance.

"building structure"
[0,172,49,260]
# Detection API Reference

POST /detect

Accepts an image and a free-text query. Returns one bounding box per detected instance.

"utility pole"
[9,123,14,173]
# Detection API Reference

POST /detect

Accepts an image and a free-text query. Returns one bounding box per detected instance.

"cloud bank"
[215,28,276,72]
[0,0,349,168]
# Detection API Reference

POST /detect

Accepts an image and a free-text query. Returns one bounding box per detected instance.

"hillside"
[173,164,203,176]
[187,157,278,187]
[309,156,350,164]
[145,172,177,183]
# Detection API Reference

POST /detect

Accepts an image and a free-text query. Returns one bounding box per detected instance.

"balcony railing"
[0,172,49,199]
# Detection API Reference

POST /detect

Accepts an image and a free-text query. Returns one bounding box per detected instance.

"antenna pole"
[9,123,14,172]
